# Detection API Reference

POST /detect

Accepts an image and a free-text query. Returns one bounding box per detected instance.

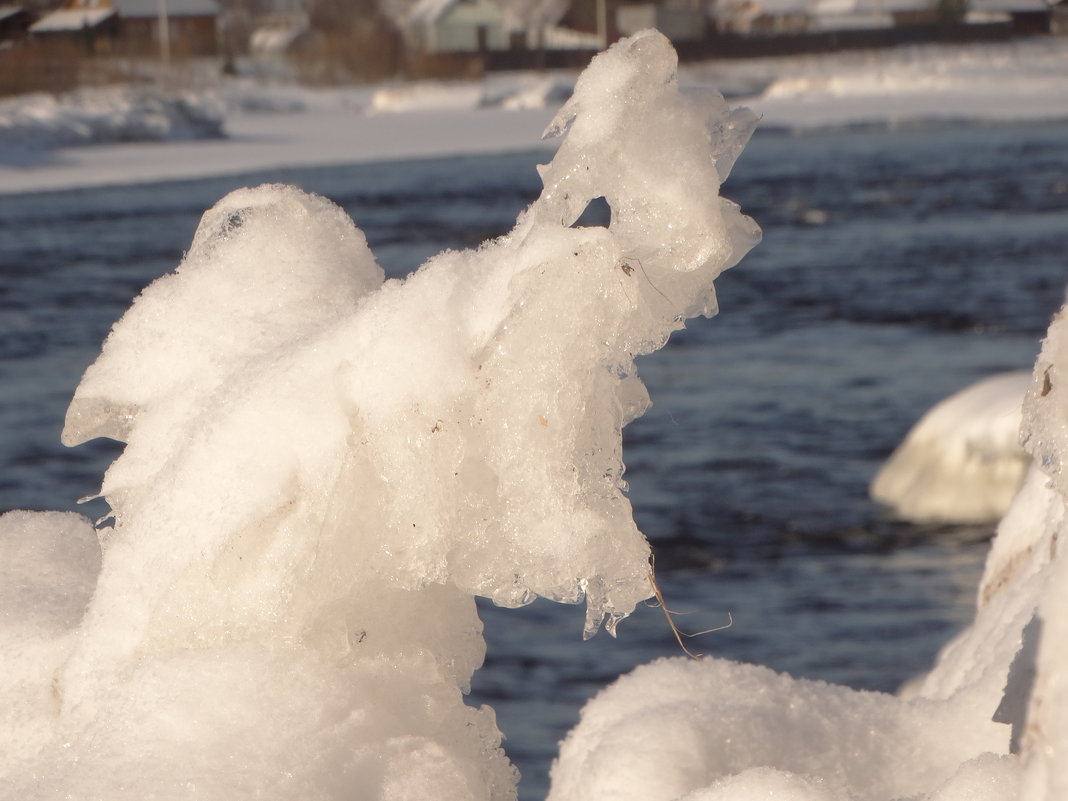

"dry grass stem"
[648,557,733,659]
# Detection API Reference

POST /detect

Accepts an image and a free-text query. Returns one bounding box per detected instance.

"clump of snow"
[547,657,1006,801]
[0,86,225,149]
[494,78,573,111]
[548,300,1068,801]
[219,81,312,114]
[870,370,1031,524]
[370,81,487,113]
[0,30,759,799]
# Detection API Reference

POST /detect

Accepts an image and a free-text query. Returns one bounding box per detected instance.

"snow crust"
[870,370,1031,524]
[548,305,1068,801]
[0,30,760,799]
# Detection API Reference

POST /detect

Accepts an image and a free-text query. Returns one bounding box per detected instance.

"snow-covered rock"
[871,371,1031,524]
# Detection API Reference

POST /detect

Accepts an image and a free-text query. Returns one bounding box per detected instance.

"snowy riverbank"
[1,36,1066,194]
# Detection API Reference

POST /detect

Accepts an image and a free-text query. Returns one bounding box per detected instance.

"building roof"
[497,0,568,29]
[112,0,218,19]
[407,0,506,24]
[753,0,941,13]
[407,0,458,25]
[29,6,116,31]
[0,5,29,22]
[969,0,1054,11]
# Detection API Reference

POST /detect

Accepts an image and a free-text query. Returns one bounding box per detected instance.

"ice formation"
[548,310,1068,801]
[871,371,1031,524]
[0,31,760,799]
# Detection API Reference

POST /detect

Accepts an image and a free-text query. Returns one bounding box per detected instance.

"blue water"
[2,120,1066,800]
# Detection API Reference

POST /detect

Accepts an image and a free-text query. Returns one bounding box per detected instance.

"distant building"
[28,0,218,54]
[715,0,810,34]
[248,16,312,59]
[512,0,599,52]
[968,0,1063,32]
[405,0,510,53]
[113,0,220,55]
[1054,0,1068,34]
[713,0,983,34]
[527,24,600,49]
[29,0,120,51]
[616,4,707,41]
[0,5,35,43]
[246,0,312,59]
[808,0,894,31]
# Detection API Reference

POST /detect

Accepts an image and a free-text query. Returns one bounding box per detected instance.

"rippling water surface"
[2,120,1066,800]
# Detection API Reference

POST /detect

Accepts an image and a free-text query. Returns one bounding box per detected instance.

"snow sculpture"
[871,371,1031,524]
[548,310,1068,801]
[0,30,759,799]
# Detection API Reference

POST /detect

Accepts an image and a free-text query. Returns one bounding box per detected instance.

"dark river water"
[1,119,1066,800]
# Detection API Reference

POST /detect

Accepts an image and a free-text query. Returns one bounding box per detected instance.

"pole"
[158,0,171,74]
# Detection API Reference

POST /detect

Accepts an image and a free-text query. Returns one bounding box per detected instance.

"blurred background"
[1,0,1066,91]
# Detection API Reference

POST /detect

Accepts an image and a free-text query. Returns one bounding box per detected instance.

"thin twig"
[648,556,733,659]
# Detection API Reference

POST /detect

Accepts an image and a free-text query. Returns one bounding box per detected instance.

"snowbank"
[871,371,1031,524]
[547,309,1068,801]
[710,37,1068,130]
[0,85,224,150]
[0,31,760,799]
[370,81,487,113]
[547,657,1006,801]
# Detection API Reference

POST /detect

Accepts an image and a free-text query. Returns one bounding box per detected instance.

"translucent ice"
[0,30,759,799]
